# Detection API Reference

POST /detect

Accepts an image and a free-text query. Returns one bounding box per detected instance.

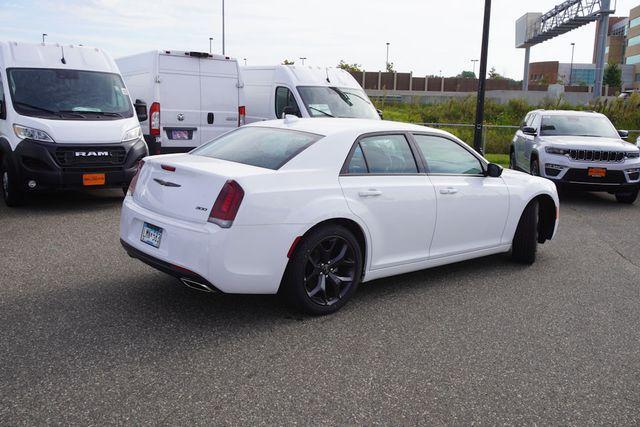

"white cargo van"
[117,51,244,154]
[240,65,380,122]
[0,41,149,206]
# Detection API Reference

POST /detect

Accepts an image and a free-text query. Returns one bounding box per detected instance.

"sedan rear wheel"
[282,225,362,315]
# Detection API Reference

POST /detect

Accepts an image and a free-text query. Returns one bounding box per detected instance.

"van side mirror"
[618,129,629,139]
[522,126,537,136]
[134,99,148,122]
[376,108,384,120]
[486,163,503,178]
[282,105,300,118]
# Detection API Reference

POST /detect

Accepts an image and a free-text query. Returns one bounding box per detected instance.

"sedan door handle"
[358,189,382,197]
[439,187,459,195]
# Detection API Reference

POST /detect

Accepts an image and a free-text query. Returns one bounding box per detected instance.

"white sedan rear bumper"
[120,197,301,294]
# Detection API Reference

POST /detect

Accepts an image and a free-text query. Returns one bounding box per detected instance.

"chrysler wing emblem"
[153,178,181,187]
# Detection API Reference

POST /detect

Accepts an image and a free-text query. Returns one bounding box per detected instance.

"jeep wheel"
[615,188,639,204]
[1,157,25,207]
[530,158,540,176]
[509,149,517,170]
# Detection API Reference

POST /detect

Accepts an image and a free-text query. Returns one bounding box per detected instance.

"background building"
[626,4,640,88]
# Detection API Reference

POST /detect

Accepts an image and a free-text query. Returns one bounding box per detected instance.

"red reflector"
[208,180,244,227]
[287,236,302,258]
[150,102,160,136]
[161,164,176,172]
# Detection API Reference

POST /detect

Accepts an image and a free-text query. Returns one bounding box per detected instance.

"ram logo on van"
[74,151,110,157]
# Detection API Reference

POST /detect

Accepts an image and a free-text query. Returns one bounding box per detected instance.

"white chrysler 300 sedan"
[121,118,559,315]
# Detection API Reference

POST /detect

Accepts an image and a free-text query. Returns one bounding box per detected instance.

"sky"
[0,0,637,79]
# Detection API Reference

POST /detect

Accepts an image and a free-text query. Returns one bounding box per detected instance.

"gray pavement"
[1,189,639,424]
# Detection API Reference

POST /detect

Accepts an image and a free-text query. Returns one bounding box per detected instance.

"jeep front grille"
[568,149,624,163]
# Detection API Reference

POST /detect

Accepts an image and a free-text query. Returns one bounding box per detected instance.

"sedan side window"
[347,134,417,174]
[413,134,483,175]
[275,86,300,118]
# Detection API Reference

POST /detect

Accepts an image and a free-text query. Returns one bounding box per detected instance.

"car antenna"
[60,45,67,64]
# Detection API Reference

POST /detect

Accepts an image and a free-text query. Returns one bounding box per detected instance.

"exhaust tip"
[180,278,216,293]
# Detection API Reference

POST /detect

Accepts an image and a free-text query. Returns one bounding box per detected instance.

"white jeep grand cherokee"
[510,110,640,204]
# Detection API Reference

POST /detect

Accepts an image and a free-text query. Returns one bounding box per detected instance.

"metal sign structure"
[516,0,615,98]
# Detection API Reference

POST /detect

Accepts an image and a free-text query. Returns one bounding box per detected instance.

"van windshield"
[7,68,133,120]
[297,86,379,119]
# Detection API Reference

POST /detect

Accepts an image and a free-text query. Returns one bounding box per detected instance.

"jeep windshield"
[297,86,379,119]
[7,68,134,120]
[540,115,619,139]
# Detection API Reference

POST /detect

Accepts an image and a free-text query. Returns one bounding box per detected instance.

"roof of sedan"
[246,117,450,137]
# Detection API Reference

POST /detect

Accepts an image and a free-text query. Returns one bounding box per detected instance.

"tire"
[615,188,639,204]
[509,149,517,170]
[530,158,540,176]
[1,156,25,207]
[281,224,363,315]
[512,200,539,265]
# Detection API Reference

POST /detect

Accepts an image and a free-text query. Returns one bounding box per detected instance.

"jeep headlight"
[624,151,640,159]
[122,126,142,142]
[545,146,569,155]
[13,124,54,143]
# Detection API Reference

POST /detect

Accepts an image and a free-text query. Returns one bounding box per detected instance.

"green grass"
[484,154,509,168]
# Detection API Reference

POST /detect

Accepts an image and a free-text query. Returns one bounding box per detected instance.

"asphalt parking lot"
[1,190,639,424]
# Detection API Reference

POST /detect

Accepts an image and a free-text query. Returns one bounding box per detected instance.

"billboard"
[516,13,542,48]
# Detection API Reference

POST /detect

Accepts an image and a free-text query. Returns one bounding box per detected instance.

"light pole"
[299,57,307,65]
[471,59,479,76]
[473,0,492,155]
[42,33,47,44]
[209,37,213,54]
[243,58,247,66]
[569,42,575,85]
[222,0,226,55]
[385,42,390,70]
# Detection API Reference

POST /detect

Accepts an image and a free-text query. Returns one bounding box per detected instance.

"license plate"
[83,173,105,186]
[171,130,190,140]
[588,167,607,178]
[140,222,163,248]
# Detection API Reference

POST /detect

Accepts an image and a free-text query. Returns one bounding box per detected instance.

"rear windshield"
[191,127,322,170]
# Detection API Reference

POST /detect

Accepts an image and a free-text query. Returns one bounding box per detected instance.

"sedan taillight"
[127,160,145,195]
[208,180,244,228]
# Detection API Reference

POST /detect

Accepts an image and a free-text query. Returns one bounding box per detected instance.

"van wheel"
[512,200,538,265]
[281,225,363,315]
[615,188,639,204]
[1,157,25,207]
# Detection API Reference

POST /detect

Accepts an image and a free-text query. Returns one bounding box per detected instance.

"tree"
[457,70,476,78]
[282,59,295,65]
[337,60,362,73]
[603,62,622,88]
[386,62,395,72]
[488,67,505,80]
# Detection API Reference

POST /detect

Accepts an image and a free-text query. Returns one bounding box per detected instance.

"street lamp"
[299,57,307,65]
[471,59,479,76]
[385,42,390,70]
[42,33,47,44]
[473,0,492,155]
[209,37,213,54]
[569,42,576,85]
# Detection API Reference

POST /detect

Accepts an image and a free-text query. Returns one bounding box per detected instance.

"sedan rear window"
[191,127,322,170]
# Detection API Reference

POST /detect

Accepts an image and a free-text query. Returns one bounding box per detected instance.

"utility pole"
[243,58,247,66]
[209,37,213,54]
[471,59,479,76]
[222,0,226,55]
[42,33,47,44]
[473,0,492,155]
[385,42,390,70]
[593,0,611,98]
[299,57,307,65]
[569,42,575,85]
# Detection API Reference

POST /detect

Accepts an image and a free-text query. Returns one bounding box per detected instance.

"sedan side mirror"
[376,108,384,120]
[486,163,503,178]
[134,99,148,122]
[522,126,537,136]
[618,129,629,139]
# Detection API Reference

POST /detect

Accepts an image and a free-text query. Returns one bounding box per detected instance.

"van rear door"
[158,54,201,150]
[199,58,240,145]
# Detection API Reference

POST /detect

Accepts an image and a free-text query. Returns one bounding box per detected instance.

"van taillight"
[150,102,160,136]
[208,180,244,228]
[238,106,246,127]
[128,160,145,195]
